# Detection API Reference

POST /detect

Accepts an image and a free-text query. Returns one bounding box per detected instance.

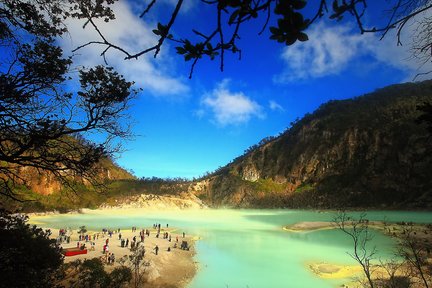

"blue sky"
[59,0,432,179]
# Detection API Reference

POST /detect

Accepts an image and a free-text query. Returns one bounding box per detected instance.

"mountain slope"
[1,156,135,212]
[193,81,432,209]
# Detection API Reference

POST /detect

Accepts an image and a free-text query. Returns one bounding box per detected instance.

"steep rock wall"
[198,81,432,209]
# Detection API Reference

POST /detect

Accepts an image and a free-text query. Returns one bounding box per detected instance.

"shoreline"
[37,223,198,287]
[282,220,400,233]
[25,206,432,218]
[289,221,432,288]
[282,221,337,232]
[307,261,362,279]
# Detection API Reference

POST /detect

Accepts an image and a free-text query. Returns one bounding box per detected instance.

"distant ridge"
[1,154,135,212]
[8,81,432,211]
[191,80,432,209]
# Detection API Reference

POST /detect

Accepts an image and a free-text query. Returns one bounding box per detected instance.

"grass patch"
[253,178,286,193]
[294,183,314,193]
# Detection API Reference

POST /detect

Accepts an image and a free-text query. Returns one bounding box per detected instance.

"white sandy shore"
[27,192,207,287]
[40,222,197,287]
[283,221,337,232]
[283,220,387,232]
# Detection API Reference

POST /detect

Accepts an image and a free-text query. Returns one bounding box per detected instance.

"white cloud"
[369,11,432,81]
[269,100,284,112]
[59,1,189,97]
[274,17,432,83]
[201,80,264,126]
[274,22,371,82]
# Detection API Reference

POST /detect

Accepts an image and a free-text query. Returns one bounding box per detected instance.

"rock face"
[12,81,432,211]
[197,81,432,209]
[99,192,207,210]
[13,157,134,196]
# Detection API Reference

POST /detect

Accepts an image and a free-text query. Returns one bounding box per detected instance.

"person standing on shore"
[154,245,159,255]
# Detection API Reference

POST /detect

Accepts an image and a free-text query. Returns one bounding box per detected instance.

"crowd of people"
[61,222,190,266]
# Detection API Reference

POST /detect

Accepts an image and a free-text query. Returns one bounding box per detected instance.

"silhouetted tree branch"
[334,211,376,288]
[0,0,137,201]
[71,0,432,77]
[0,209,63,287]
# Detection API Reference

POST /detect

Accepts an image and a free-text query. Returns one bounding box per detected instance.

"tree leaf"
[285,35,297,45]
[269,26,279,34]
[176,47,186,54]
[297,32,308,42]
[292,0,306,10]
[229,9,240,24]
[332,0,339,12]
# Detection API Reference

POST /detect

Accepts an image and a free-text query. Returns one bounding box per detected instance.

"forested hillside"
[8,81,432,211]
[192,81,432,209]
[1,156,135,212]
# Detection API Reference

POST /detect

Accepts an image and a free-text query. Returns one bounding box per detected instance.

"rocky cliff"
[10,81,432,212]
[99,192,207,210]
[1,156,135,212]
[194,81,432,209]
[14,157,134,196]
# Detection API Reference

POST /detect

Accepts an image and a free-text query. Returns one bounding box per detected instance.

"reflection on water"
[30,209,432,288]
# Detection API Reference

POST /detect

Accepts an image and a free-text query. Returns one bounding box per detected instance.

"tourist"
[125,238,129,248]
[154,245,159,255]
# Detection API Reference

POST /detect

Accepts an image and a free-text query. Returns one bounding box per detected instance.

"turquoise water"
[30,209,432,288]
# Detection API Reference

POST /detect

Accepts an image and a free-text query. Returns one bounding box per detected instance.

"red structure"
[63,247,88,257]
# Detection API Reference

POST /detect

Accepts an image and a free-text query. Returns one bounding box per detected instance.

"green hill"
[192,81,432,209]
[6,80,432,211]
[1,155,136,212]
